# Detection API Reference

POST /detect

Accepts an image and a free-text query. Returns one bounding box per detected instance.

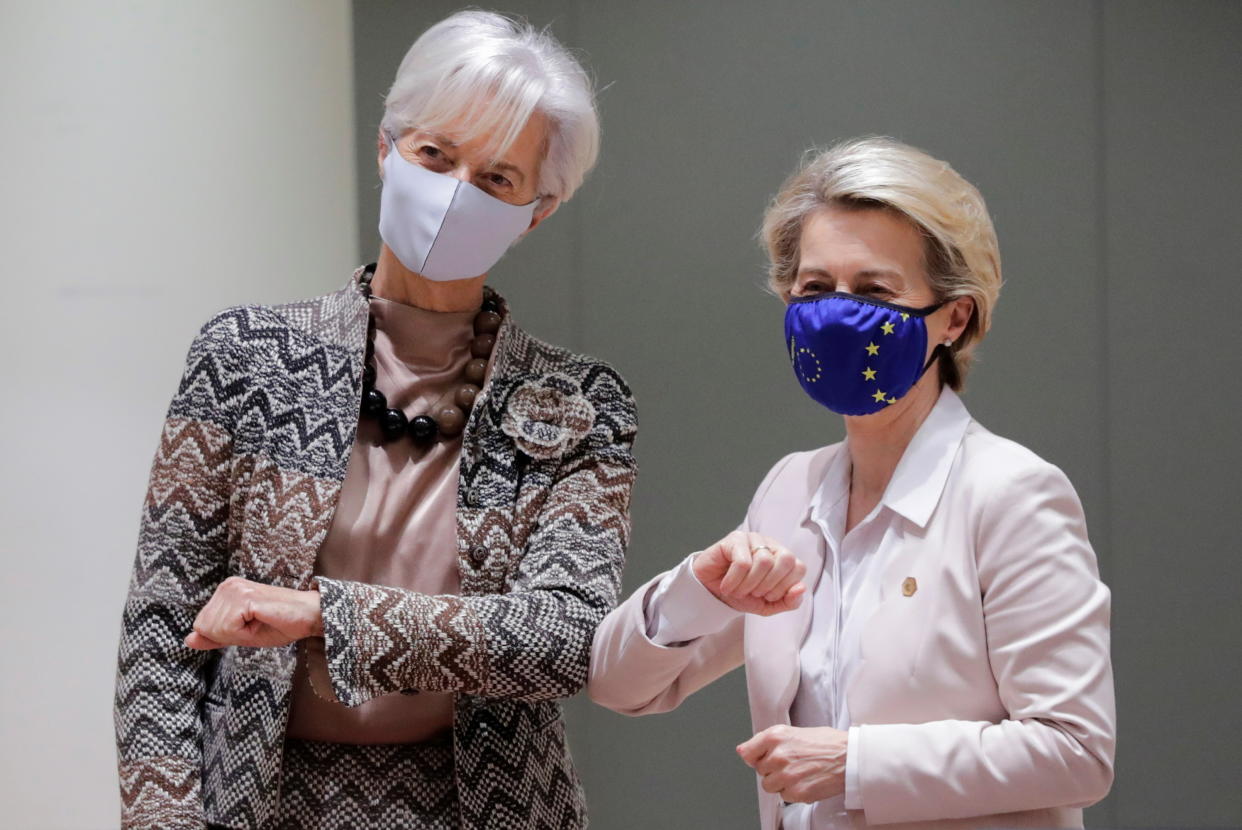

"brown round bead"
[463,358,488,385]
[470,334,496,358]
[473,310,502,335]
[455,383,481,410]
[435,405,467,437]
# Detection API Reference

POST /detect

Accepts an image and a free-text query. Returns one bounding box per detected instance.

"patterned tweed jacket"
[114,268,638,829]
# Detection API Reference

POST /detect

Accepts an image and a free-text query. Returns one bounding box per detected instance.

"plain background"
[0,1,357,827]
[2,1,1239,827]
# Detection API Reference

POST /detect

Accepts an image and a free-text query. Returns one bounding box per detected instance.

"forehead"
[799,205,926,272]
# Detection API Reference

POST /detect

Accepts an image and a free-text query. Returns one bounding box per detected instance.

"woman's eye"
[418,145,443,159]
[486,172,512,188]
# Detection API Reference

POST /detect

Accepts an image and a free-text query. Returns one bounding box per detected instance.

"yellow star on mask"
[900,313,910,321]
[862,367,877,381]
[881,321,895,335]
[865,342,880,356]
[873,389,887,403]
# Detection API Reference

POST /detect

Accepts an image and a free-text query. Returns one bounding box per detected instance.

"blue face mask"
[784,292,945,416]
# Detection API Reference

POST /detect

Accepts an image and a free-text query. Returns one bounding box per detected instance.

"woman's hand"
[184,576,322,650]
[737,725,848,804]
[692,531,807,616]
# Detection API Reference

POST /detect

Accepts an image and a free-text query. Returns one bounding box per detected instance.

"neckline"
[369,296,477,369]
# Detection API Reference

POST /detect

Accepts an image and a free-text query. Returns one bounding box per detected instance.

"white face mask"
[378,135,538,281]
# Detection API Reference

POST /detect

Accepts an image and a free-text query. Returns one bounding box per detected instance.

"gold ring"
[751,545,774,556]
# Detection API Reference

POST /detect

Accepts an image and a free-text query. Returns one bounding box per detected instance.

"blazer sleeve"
[315,367,639,705]
[586,571,745,716]
[114,314,244,829]
[855,461,1116,825]
[586,453,796,715]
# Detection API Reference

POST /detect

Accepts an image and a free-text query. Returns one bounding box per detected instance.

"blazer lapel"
[744,447,837,731]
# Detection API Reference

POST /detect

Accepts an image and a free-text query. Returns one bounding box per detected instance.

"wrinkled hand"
[184,576,322,651]
[692,531,807,616]
[737,725,848,804]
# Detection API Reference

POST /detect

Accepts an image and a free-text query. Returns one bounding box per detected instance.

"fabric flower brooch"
[501,373,596,460]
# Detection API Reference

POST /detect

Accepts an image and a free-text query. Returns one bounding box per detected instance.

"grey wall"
[353,2,1242,827]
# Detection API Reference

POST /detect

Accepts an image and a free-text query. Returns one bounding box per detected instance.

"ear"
[944,296,975,344]
[376,129,389,181]
[522,195,561,236]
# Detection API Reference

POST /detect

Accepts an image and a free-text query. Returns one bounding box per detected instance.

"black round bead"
[408,414,439,443]
[481,297,500,314]
[380,408,408,442]
[362,363,377,387]
[362,387,386,416]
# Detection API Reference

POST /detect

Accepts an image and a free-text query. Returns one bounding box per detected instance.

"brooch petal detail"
[500,373,596,460]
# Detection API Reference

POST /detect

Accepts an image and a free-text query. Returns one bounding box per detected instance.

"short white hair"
[761,137,1003,390]
[381,10,600,204]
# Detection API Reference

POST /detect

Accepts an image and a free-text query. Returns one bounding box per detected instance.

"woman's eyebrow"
[488,160,526,187]
[796,266,903,283]
[796,266,834,279]
[856,268,903,280]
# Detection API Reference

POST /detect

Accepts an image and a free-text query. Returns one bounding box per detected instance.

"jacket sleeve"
[586,453,796,715]
[855,461,1116,825]
[316,367,639,705]
[114,315,243,829]
[586,568,745,716]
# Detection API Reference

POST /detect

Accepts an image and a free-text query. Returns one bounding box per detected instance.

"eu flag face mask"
[784,292,944,416]
[378,134,537,281]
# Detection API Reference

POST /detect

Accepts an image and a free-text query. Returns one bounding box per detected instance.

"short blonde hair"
[761,137,1002,390]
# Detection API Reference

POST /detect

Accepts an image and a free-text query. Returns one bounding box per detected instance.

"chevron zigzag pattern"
[115,270,638,829]
[273,736,456,829]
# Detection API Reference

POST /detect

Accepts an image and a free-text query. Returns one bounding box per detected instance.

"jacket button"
[467,491,480,507]
[902,577,918,597]
[470,545,488,565]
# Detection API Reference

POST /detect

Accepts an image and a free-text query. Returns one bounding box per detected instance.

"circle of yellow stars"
[789,335,823,383]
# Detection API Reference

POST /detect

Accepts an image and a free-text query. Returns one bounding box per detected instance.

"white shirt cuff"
[644,553,743,645]
[844,725,863,810]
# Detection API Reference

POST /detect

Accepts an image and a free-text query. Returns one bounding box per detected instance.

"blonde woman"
[590,138,1115,829]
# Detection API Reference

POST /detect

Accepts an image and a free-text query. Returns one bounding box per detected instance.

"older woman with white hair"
[590,137,1115,829]
[114,11,636,830]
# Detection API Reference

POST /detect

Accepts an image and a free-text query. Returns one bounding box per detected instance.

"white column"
[0,2,357,825]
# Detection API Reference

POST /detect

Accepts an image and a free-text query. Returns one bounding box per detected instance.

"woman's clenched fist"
[184,576,322,651]
[692,531,807,616]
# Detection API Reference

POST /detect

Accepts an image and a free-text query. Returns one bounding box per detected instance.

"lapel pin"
[901,577,918,597]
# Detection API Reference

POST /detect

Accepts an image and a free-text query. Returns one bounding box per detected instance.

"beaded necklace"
[357,265,500,445]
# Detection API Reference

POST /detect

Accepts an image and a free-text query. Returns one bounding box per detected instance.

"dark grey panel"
[1102,1,1242,825]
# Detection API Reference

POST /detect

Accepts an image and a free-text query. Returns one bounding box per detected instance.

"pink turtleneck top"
[285,295,485,744]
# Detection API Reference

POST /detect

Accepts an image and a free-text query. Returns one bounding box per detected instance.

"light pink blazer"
[589,392,1115,829]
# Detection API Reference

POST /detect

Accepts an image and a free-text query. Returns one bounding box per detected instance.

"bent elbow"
[587,688,657,717]
[586,662,656,716]
[585,673,632,714]
[1065,746,1114,808]
[1083,755,1114,806]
